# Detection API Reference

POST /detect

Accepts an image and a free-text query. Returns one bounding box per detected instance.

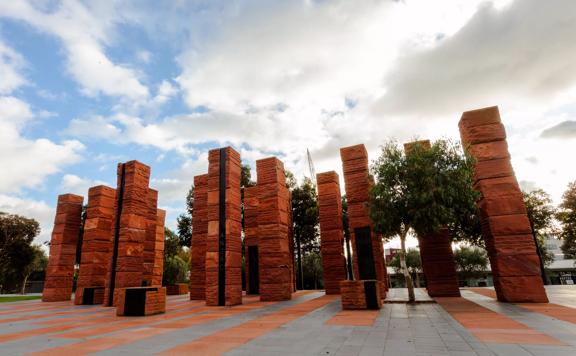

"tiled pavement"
[1,287,576,355]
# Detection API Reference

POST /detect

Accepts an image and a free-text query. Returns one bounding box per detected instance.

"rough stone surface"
[43,194,84,302]
[166,284,189,295]
[417,229,461,297]
[243,186,259,295]
[153,208,165,287]
[205,147,242,306]
[104,161,163,306]
[256,157,293,301]
[459,106,548,303]
[340,280,382,310]
[75,186,116,305]
[340,144,388,297]
[189,174,208,300]
[116,287,166,316]
[317,171,347,294]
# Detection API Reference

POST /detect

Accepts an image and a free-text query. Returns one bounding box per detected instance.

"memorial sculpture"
[317,171,347,295]
[459,106,548,303]
[244,186,259,295]
[189,174,208,300]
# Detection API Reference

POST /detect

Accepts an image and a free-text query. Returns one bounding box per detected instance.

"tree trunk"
[414,271,421,288]
[296,234,303,290]
[400,230,415,302]
[21,274,29,295]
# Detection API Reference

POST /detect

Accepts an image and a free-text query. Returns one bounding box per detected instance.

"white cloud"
[0,96,84,193]
[0,1,149,102]
[60,174,108,196]
[0,41,26,94]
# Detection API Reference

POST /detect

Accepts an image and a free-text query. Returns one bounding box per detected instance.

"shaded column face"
[256,157,292,301]
[317,171,347,294]
[404,140,460,297]
[190,174,208,300]
[143,189,159,286]
[340,144,388,295]
[43,194,84,302]
[459,106,548,303]
[243,186,259,295]
[205,147,242,306]
[103,160,152,306]
[75,186,116,305]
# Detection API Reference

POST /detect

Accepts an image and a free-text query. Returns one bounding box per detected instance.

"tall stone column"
[143,189,159,286]
[459,106,548,303]
[43,194,84,302]
[103,161,152,306]
[257,157,292,301]
[317,171,347,294]
[152,208,165,287]
[404,140,460,297]
[205,147,242,306]
[75,186,115,305]
[340,144,388,296]
[190,174,208,300]
[244,186,259,295]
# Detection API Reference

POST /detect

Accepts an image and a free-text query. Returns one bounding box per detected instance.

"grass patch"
[0,295,42,303]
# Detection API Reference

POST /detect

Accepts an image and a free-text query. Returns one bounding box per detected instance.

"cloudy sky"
[1,0,576,246]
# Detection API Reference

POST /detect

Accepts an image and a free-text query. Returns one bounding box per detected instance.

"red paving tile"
[325,310,379,326]
[160,294,338,355]
[468,287,576,325]
[436,297,565,345]
[26,292,315,356]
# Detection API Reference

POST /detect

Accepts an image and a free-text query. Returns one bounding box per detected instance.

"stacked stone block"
[340,144,388,296]
[404,140,460,297]
[257,157,293,301]
[205,147,242,306]
[190,174,208,300]
[317,171,347,294]
[43,194,84,302]
[116,287,166,316]
[75,186,116,305]
[143,189,159,286]
[244,186,259,295]
[417,229,460,297]
[104,161,153,307]
[153,209,165,287]
[459,106,548,303]
[340,280,382,310]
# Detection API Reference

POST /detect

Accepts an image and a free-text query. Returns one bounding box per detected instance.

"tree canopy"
[523,189,556,267]
[291,177,319,254]
[454,246,489,281]
[176,185,194,247]
[559,182,576,259]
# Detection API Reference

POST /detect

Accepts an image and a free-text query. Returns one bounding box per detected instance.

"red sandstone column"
[340,144,388,296]
[205,147,242,306]
[404,140,460,297]
[244,186,259,295]
[317,171,347,294]
[459,106,548,303]
[417,230,460,297]
[152,209,165,287]
[190,174,208,300]
[75,186,115,304]
[143,189,159,286]
[103,161,151,306]
[257,157,292,301]
[288,191,296,293]
[43,194,84,302]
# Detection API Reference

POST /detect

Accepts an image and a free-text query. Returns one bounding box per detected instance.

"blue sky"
[1,0,576,247]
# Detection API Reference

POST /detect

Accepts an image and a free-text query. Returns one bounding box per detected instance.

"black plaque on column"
[248,246,259,294]
[218,148,227,306]
[355,227,376,280]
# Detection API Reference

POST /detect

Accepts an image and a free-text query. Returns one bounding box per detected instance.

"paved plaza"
[1,287,576,355]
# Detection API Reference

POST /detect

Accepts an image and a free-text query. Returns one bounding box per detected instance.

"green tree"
[523,189,556,269]
[290,176,319,289]
[454,246,489,283]
[163,227,188,285]
[21,245,48,294]
[559,182,576,259]
[341,195,353,279]
[0,212,41,293]
[176,185,194,247]
[389,248,422,287]
[302,251,323,289]
[369,140,479,302]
